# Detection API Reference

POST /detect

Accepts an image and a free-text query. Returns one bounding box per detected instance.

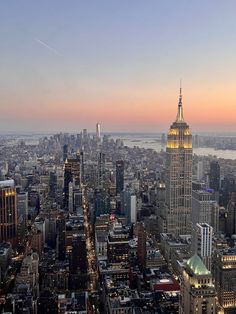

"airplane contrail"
[34,37,60,56]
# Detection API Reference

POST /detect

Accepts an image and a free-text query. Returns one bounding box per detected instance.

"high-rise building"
[70,233,87,274]
[116,160,124,195]
[197,160,204,181]
[193,223,213,271]
[180,254,217,314]
[226,192,236,237]
[17,191,28,221]
[137,222,147,268]
[49,172,57,198]
[161,88,192,236]
[0,180,17,246]
[209,160,220,192]
[192,189,214,226]
[98,152,105,187]
[96,122,101,141]
[94,188,110,217]
[57,212,66,261]
[213,248,236,313]
[64,150,82,210]
[122,190,137,225]
[63,144,68,162]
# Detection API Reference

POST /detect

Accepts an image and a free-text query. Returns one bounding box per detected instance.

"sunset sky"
[0,1,236,133]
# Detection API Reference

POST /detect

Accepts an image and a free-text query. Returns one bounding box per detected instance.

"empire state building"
[161,88,192,236]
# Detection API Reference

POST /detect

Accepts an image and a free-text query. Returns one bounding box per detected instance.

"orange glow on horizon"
[1,82,236,132]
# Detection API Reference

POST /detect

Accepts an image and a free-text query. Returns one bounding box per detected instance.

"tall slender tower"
[164,87,192,236]
[96,123,101,141]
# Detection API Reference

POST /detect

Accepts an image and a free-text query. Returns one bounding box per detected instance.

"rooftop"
[186,254,210,275]
[0,179,15,188]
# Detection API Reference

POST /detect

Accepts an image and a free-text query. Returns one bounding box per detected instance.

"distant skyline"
[1,1,236,133]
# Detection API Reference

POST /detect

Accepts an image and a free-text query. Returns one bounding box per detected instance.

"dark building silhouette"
[98,152,105,187]
[226,192,236,237]
[63,144,68,162]
[94,188,110,217]
[64,150,81,210]
[57,212,66,260]
[220,175,236,207]
[70,234,87,274]
[209,160,220,191]
[116,160,124,195]
[49,171,57,198]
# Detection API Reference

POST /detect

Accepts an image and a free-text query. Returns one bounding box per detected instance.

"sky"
[0,1,236,133]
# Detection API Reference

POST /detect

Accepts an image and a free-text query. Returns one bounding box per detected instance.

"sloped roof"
[186,254,210,275]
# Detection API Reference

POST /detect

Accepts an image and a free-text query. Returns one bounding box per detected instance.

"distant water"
[111,134,236,160]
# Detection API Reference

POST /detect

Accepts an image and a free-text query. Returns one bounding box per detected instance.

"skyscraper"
[137,222,147,268]
[63,144,68,162]
[97,152,105,187]
[64,150,82,210]
[0,180,17,246]
[96,122,101,141]
[116,160,124,195]
[161,87,192,236]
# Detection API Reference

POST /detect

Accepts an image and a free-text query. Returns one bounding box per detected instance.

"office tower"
[45,217,57,248]
[193,223,213,271]
[192,190,214,226]
[226,192,236,237]
[116,160,124,195]
[94,188,110,217]
[49,172,57,198]
[0,180,17,246]
[17,191,28,220]
[80,151,84,185]
[63,144,68,162]
[137,222,147,268]
[70,234,87,273]
[57,212,66,261]
[122,190,137,225]
[197,160,204,181]
[68,182,74,212]
[180,254,217,314]
[31,227,43,256]
[34,217,45,244]
[96,122,101,141]
[213,248,236,312]
[162,88,192,236]
[64,150,81,210]
[209,160,220,192]
[220,175,236,207]
[98,152,105,187]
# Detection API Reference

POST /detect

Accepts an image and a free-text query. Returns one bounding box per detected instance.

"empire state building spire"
[176,85,185,123]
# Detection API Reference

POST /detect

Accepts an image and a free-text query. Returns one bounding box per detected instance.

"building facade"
[161,88,192,236]
[0,180,17,246]
[180,254,217,314]
[213,248,236,312]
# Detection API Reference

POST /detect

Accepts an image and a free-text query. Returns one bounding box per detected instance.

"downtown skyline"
[1,1,236,133]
